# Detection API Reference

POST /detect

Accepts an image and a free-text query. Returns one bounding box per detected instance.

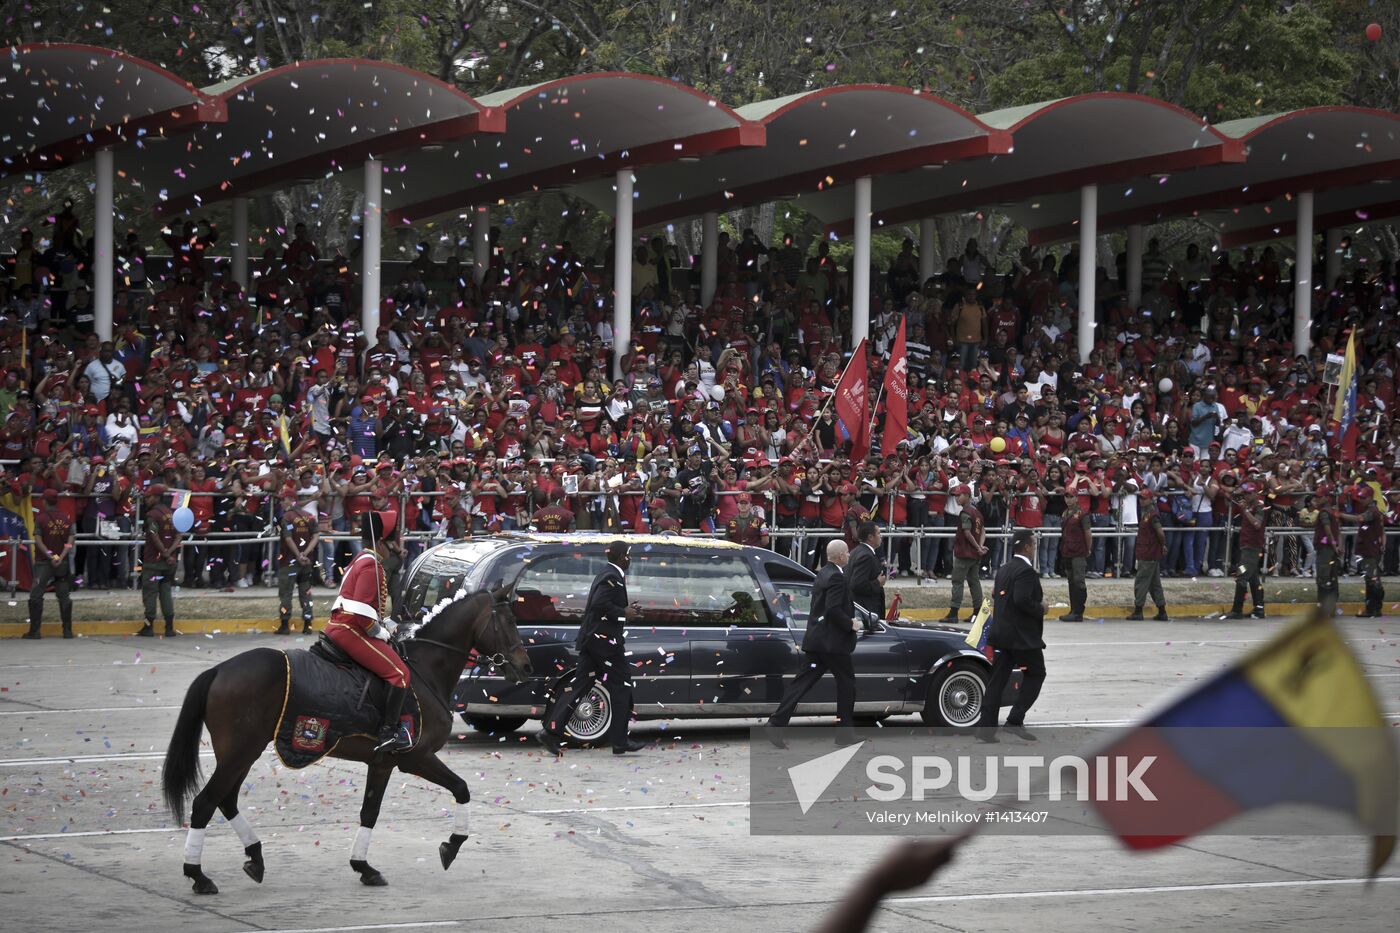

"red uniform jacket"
[331,551,388,634]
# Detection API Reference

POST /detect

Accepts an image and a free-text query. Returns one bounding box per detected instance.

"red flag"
[883,318,908,455]
[833,339,870,460]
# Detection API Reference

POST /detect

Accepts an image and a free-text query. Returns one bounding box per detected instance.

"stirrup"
[374,723,413,754]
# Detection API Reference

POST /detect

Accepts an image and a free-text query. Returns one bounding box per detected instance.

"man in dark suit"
[977,529,1047,741]
[537,540,649,756]
[766,540,859,746]
[847,520,886,620]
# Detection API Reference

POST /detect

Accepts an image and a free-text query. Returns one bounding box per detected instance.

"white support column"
[700,210,718,308]
[918,217,936,286]
[852,175,872,348]
[1077,184,1098,365]
[1293,190,1314,356]
[1324,227,1342,292]
[472,205,489,286]
[612,168,634,379]
[231,197,249,290]
[361,159,382,339]
[94,147,114,342]
[1126,223,1144,309]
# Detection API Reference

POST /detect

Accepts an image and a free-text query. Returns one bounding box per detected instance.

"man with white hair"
[766,539,859,746]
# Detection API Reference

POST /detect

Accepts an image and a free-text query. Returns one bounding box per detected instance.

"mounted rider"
[324,510,413,753]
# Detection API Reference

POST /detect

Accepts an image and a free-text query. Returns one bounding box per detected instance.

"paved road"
[2,618,1398,932]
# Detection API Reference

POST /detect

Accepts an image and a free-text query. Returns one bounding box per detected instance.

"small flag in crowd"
[1333,328,1360,460]
[882,318,909,457]
[833,339,871,462]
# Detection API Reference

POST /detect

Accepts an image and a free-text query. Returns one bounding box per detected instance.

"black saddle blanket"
[273,638,421,769]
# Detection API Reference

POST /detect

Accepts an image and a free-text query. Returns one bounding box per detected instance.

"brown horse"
[161,589,532,894]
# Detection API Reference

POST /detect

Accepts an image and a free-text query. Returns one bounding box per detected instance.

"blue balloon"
[172,506,195,533]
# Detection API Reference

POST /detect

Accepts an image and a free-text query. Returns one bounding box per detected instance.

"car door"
[644,550,800,714]
[771,579,913,714]
[509,546,687,711]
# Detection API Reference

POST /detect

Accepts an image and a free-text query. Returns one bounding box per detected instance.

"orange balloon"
[1366,22,1383,42]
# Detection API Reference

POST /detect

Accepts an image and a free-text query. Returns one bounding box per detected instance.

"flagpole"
[866,382,886,455]
[792,338,867,456]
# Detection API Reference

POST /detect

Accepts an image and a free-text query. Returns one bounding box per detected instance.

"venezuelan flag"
[963,602,993,659]
[1092,610,1397,874]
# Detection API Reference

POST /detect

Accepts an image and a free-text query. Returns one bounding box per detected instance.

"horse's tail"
[162,666,217,826]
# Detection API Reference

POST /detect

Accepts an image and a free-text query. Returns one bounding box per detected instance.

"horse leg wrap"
[351,825,372,861]
[183,827,206,865]
[453,801,471,836]
[242,841,265,884]
[229,813,259,848]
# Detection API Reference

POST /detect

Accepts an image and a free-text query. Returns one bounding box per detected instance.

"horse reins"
[406,599,513,669]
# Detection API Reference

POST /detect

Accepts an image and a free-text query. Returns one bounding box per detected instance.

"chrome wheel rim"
[940,671,984,726]
[565,683,611,743]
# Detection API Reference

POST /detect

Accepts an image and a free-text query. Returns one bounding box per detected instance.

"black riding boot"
[374,686,412,754]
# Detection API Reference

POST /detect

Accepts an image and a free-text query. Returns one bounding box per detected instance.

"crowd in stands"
[3,202,1400,594]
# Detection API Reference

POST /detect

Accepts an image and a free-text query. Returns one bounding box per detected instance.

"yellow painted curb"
[0,618,285,637]
[902,604,1365,622]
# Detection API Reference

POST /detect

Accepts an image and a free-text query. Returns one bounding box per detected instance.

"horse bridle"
[409,599,514,669]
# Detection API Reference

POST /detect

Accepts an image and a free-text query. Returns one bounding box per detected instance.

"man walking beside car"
[766,539,860,746]
[538,540,649,757]
[847,520,886,619]
[976,529,1045,741]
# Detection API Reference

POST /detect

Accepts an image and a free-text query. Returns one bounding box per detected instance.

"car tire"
[462,713,528,735]
[558,679,614,746]
[919,662,987,729]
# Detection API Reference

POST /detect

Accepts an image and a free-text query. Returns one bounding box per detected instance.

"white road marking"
[0,705,181,716]
[0,800,757,842]
[888,875,1400,905]
[0,751,212,768]
[221,918,456,924]
[0,827,179,842]
[525,801,751,815]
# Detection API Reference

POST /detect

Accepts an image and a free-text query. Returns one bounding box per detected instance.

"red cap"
[737,493,752,504]
[839,484,856,495]
[650,497,668,509]
[146,483,168,497]
[42,488,60,503]
[953,485,971,496]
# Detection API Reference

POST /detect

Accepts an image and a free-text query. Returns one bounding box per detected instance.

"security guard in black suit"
[538,540,649,756]
[847,520,887,620]
[977,529,1047,741]
[766,539,860,746]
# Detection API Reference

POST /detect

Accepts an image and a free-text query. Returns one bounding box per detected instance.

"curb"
[903,604,1363,622]
[2,603,1369,637]
[0,618,284,638]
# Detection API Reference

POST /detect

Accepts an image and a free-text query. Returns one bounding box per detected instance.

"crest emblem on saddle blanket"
[292,715,329,752]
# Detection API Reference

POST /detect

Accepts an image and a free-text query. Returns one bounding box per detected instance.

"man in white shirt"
[83,342,127,402]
